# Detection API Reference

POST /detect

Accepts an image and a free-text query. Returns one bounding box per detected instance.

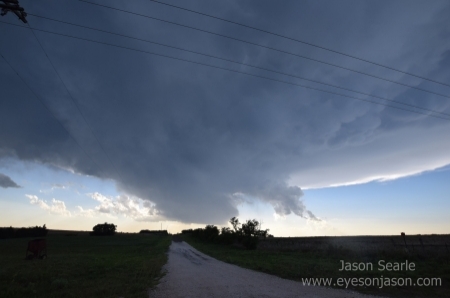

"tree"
[218,226,235,244]
[239,218,270,249]
[90,222,116,236]
[184,217,271,249]
[229,217,241,233]
[241,219,269,238]
[204,225,219,240]
[221,227,232,234]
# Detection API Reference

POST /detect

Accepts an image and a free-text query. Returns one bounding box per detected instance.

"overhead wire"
[25,13,450,118]
[25,20,123,179]
[0,51,104,171]
[78,0,450,101]
[147,0,450,88]
[1,20,449,121]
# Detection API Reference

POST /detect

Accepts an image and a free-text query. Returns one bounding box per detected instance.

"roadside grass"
[183,235,449,298]
[0,233,171,298]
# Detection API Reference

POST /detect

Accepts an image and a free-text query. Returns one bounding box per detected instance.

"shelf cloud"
[1,0,449,225]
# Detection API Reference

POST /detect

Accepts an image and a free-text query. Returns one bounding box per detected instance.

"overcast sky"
[1,0,449,235]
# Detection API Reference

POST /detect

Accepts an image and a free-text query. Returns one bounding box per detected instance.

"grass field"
[0,232,171,298]
[183,235,449,298]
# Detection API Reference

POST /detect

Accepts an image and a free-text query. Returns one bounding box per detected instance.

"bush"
[0,227,15,239]
[217,227,236,245]
[187,225,219,241]
[90,222,116,236]
[139,230,168,235]
[204,225,220,241]
[242,236,259,250]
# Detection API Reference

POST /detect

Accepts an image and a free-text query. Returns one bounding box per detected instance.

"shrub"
[0,227,15,239]
[242,236,259,250]
[204,225,219,241]
[139,230,168,235]
[217,227,237,244]
[188,225,219,241]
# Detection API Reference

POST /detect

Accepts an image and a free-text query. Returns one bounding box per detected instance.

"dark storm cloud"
[0,173,20,188]
[1,0,449,223]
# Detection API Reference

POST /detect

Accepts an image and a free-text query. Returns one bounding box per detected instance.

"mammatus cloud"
[26,194,71,216]
[0,173,20,188]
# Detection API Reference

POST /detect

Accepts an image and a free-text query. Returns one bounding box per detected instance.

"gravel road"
[149,241,382,298]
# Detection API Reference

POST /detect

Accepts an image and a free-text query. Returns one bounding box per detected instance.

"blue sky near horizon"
[1,159,449,236]
[303,166,450,235]
[1,0,449,236]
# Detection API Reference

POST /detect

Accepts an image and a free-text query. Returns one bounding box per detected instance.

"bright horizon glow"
[1,0,449,238]
[1,159,449,236]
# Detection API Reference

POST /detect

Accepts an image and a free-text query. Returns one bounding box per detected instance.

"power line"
[1,20,449,121]
[0,51,104,171]
[25,21,122,179]
[147,0,450,89]
[78,1,450,101]
[25,13,450,118]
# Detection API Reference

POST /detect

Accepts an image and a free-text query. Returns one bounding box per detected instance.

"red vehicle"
[25,239,47,259]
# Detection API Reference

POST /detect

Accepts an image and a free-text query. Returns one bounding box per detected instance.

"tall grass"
[183,235,450,298]
[0,233,170,298]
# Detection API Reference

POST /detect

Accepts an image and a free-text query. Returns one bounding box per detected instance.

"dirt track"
[149,241,382,298]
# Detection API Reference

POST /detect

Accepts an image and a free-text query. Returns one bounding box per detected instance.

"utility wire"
[0,51,104,171]
[25,13,450,118]
[25,21,122,179]
[147,0,450,88]
[79,0,450,100]
[1,21,449,121]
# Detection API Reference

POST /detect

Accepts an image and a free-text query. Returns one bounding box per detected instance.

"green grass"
[183,235,450,298]
[0,233,171,298]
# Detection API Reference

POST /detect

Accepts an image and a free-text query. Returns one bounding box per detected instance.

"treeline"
[90,222,116,236]
[182,217,272,249]
[139,230,168,235]
[0,225,48,239]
